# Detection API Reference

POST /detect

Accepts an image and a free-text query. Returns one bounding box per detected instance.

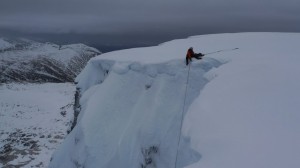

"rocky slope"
[0,38,101,83]
[0,83,75,167]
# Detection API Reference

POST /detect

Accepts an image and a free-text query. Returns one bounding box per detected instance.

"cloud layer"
[1,0,299,51]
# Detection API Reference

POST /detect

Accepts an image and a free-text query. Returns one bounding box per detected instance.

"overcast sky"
[1,0,300,51]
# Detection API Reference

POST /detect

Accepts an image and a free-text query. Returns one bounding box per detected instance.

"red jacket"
[186,48,195,58]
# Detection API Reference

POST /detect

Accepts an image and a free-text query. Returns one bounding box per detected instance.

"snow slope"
[0,38,100,83]
[0,39,14,50]
[0,83,75,167]
[50,33,300,168]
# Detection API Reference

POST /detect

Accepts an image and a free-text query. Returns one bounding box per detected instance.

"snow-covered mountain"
[0,38,100,83]
[49,33,300,168]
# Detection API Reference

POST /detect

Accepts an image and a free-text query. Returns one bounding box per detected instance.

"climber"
[186,47,204,65]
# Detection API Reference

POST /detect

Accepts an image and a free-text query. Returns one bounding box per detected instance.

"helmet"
[189,47,193,50]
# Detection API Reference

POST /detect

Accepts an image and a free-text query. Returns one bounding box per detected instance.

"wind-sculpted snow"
[50,56,223,168]
[0,38,100,83]
[50,33,300,168]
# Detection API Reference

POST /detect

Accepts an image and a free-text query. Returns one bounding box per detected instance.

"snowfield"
[0,39,14,50]
[49,32,300,168]
[0,83,75,167]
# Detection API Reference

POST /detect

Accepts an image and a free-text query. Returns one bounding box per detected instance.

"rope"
[204,47,239,55]
[173,48,238,167]
[174,62,192,168]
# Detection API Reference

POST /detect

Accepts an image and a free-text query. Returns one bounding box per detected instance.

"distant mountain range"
[0,38,101,83]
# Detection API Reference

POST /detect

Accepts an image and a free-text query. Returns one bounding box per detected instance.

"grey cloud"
[0,0,299,51]
[1,0,299,33]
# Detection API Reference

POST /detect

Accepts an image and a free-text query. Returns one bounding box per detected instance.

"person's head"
[189,47,193,50]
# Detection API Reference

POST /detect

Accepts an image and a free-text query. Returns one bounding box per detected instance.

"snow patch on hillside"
[0,83,75,167]
[0,38,101,83]
[0,39,14,50]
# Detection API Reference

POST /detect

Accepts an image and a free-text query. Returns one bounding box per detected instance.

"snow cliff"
[50,33,300,168]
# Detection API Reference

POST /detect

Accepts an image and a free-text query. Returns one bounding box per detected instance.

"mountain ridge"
[0,38,101,83]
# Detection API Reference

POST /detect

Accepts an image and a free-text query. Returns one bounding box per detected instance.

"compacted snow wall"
[50,33,300,168]
[49,56,223,168]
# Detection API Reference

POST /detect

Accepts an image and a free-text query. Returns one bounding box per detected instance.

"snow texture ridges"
[50,56,223,168]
